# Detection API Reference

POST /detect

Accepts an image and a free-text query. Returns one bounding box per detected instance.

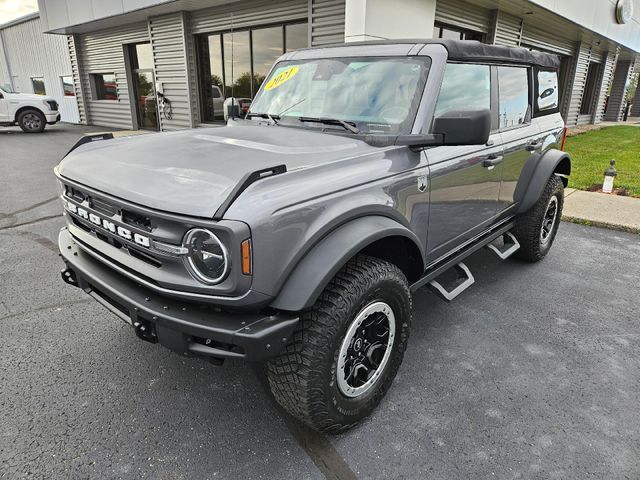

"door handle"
[483,155,504,168]
[526,141,543,151]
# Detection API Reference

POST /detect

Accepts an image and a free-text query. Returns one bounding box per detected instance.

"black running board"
[410,219,516,292]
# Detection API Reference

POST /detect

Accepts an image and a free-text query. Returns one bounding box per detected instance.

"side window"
[497,66,530,129]
[537,70,559,111]
[434,63,491,118]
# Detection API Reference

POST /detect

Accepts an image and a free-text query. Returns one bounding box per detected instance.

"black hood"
[57,123,376,218]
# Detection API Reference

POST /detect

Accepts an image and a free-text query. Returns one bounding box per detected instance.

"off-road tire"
[18,109,46,133]
[513,174,564,262]
[266,255,412,433]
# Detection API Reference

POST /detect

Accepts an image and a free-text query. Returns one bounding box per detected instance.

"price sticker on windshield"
[265,66,299,90]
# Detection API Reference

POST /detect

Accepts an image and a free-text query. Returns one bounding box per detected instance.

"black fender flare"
[269,215,424,312]
[515,149,571,214]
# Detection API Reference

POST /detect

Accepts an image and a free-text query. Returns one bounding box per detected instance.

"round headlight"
[183,228,229,284]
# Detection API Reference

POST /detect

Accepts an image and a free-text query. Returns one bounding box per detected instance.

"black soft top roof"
[436,39,560,69]
[309,39,560,69]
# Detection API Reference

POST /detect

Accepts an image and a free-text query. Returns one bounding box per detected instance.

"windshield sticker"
[265,66,299,90]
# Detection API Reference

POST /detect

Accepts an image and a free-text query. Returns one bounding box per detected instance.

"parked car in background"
[0,83,61,133]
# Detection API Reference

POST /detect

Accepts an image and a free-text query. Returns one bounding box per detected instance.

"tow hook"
[60,267,79,287]
[133,319,158,343]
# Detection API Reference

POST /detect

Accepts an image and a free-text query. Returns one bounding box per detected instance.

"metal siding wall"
[593,51,617,123]
[435,0,491,33]
[149,12,193,131]
[68,35,87,124]
[0,17,80,123]
[76,22,149,129]
[0,33,10,86]
[632,74,640,117]
[604,59,634,121]
[520,25,575,57]
[191,0,308,35]
[493,11,522,47]
[565,42,592,126]
[310,0,345,46]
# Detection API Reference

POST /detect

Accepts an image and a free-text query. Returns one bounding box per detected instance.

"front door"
[425,62,503,262]
[133,70,159,130]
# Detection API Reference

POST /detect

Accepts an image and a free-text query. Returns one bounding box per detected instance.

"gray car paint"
[55,41,567,311]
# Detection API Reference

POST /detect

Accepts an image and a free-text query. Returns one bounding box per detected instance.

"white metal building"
[32,0,640,131]
[0,13,80,123]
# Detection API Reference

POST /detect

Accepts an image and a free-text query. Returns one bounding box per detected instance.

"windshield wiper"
[245,112,279,124]
[298,116,360,134]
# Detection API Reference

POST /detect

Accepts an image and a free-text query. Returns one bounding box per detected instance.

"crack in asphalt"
[0,214,62,231]
[3,196,59,217]
[0,298,93,322]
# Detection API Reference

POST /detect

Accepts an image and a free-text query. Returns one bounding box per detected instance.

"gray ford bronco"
[56,39,570,433]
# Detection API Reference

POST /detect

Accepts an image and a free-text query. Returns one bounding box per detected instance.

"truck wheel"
[513,174,564,262]
[18,109,46,133]
[267,255,412,433]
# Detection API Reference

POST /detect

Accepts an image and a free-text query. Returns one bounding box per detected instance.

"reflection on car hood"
[56,123,378,218]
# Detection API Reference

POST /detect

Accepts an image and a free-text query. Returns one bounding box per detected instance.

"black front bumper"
[58,228,299,362]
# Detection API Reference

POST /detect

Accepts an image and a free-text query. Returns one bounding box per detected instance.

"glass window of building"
[433,23,484,42]
[91,73,117,100]
[223,30,252,100]
[434,63,490,118]
[61,76,75,96]
[252,26,284,93]
[31,77,46,95]
[497,66,530,128]
[197,22,309,123]
[133,43,154,70]
[285,23,308,52]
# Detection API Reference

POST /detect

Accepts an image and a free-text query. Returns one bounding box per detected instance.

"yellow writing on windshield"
[265,66,299,91]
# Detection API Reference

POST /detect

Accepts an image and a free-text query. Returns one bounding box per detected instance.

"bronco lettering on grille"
[64,199,151,248]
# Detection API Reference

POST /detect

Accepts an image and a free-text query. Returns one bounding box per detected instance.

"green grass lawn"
[564,125,640,197]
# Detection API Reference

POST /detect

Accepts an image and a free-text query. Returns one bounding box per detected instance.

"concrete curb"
[561,216,640,235]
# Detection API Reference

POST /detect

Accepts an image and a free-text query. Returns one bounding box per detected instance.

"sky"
[0,0,38,25]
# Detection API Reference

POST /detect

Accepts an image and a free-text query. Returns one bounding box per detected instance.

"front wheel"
[18,109,46,133]
[266,255,412,433]
[513,174,564,262]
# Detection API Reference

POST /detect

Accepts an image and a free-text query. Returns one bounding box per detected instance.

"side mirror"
[433,109,491,146]
[0,92,4,99]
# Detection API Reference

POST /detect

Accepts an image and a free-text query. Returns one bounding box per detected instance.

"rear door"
[495,65,541,212]
[425,62,504,262]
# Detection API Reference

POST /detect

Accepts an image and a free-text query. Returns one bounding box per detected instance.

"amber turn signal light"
[241,239,252,275]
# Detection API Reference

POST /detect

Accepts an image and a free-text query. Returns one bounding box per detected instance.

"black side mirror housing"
[433,109,491,146]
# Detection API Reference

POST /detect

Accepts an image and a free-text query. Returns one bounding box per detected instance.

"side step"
[428,262,475,301]
[486,231,520,260]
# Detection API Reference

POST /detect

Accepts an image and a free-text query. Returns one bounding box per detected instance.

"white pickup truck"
[0,84,61,133]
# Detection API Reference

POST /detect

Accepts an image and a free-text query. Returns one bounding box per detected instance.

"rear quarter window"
[536,70,559,113]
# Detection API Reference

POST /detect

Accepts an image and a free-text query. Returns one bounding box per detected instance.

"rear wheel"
[18,109,46,133]
[513,174,564,262]
[266,255,412,433]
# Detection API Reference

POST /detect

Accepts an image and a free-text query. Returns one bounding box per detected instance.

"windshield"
[249,56,430,134]
[1,83,17,93]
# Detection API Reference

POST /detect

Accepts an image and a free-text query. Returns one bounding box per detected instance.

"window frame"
[31,76,46,95]
[90,72,118,102]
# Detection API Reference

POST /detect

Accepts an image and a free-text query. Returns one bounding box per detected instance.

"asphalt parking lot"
[1,123,639,479]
